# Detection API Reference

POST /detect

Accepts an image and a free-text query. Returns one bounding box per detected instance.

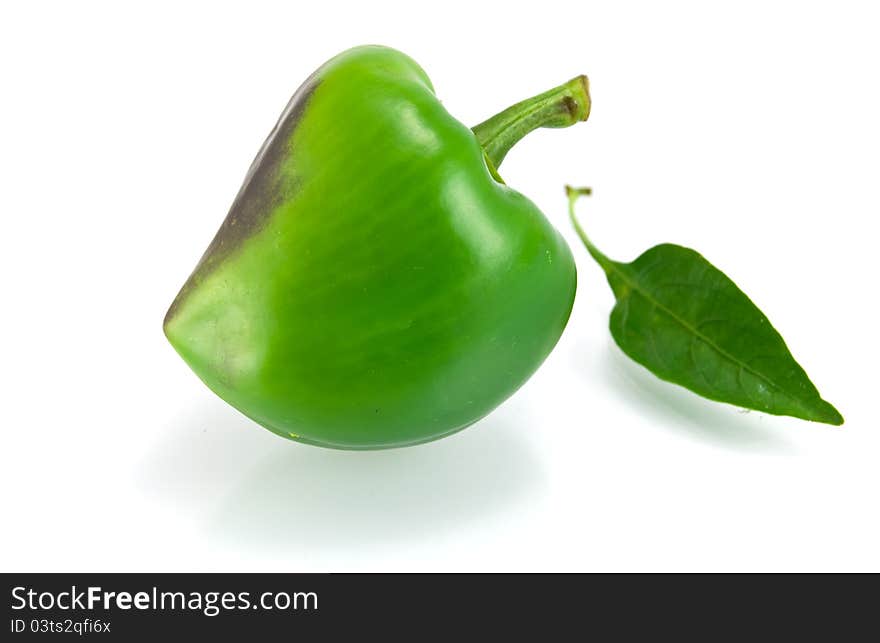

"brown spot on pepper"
[164,73,320,329]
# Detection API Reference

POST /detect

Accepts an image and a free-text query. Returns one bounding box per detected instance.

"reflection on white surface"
[142,398,545,553]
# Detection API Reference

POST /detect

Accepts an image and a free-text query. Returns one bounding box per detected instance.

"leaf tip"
[815,400,844,426]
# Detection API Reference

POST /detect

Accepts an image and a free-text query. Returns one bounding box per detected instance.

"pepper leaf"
[567,187,843,425]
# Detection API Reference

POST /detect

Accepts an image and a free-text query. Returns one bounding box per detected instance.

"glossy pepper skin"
[164,46,587,449]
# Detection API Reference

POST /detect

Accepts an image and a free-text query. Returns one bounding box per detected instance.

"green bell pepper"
[164,45,590,448]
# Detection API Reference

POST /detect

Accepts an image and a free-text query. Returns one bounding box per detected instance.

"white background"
[2,1,878,572]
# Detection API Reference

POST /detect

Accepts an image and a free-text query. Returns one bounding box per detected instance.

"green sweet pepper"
[164,45,590,448]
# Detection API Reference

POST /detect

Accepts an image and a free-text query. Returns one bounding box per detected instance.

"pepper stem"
[566,185,614,272]
[473,75,591,169]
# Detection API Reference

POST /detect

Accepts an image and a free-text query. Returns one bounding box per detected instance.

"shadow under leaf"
[599,338,797,453]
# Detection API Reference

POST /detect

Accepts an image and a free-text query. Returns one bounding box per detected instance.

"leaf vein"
[610,264,797,405]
